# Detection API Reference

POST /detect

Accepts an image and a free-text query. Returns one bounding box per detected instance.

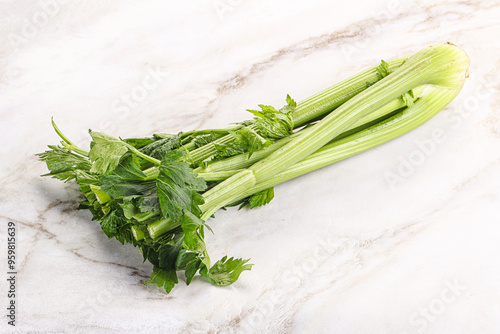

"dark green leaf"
[114,224,137,246]
[158,235,183,270]
[122,137,154,149]
[175,249,198,269]
[98,154,154,199]
[112,154,147,179]
[248,187,274,209]
[140,244,160,267]
[100,178,156,199]
[100,210,122,238]
[175,249,204,285]
[156,151,207,222]
[145,267,178,294]
[140,134,181,160]
[181,211,206,253]
[184,258,203,285]
[136,189,161,213]
[193,132,226,148]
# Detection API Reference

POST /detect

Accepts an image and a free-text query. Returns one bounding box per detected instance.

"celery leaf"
[201,256,253,286]
[89,131,129,174]
[37,145,92,182]
[156,151,207,222]
[145,267,178,294]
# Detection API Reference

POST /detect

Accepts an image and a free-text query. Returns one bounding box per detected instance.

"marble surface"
[1,0,500,333]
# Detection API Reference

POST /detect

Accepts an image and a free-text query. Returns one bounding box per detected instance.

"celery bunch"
[38,44,469,293]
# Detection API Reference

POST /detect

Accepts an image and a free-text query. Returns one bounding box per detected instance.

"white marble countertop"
[1,0,500,333]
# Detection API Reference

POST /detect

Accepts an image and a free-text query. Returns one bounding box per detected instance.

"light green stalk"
[147,94,409,239]
[131,226,144,241]
[194,96,409,174]
[147,86,460,238]
[186,58,407,164]
[229,86,464,205]
[248,44,468,183]
[52,118,90,157]
[210,44,469,202]
[146,44,469,239]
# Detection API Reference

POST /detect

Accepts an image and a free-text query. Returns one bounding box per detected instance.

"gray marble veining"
[1,0,500,333]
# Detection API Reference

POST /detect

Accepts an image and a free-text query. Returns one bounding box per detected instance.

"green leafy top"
[280,94,297,114]
[39,120,255,294]
[37,145,92,181]
[99,155,154,199]
[89,131,130,174]
[140,134,181,160]
[210,127,271,162]
[202,256,253,286]
[144,211,252,292]
[193,132,226,148]
[244,187,275,209]
[247,95,295,139]
[230,127,270,158]
[156,151,207,222]
[122,137,155,149]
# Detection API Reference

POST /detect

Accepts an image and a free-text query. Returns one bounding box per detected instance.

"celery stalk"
[186,58,406,164]
[147,44,469,239]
